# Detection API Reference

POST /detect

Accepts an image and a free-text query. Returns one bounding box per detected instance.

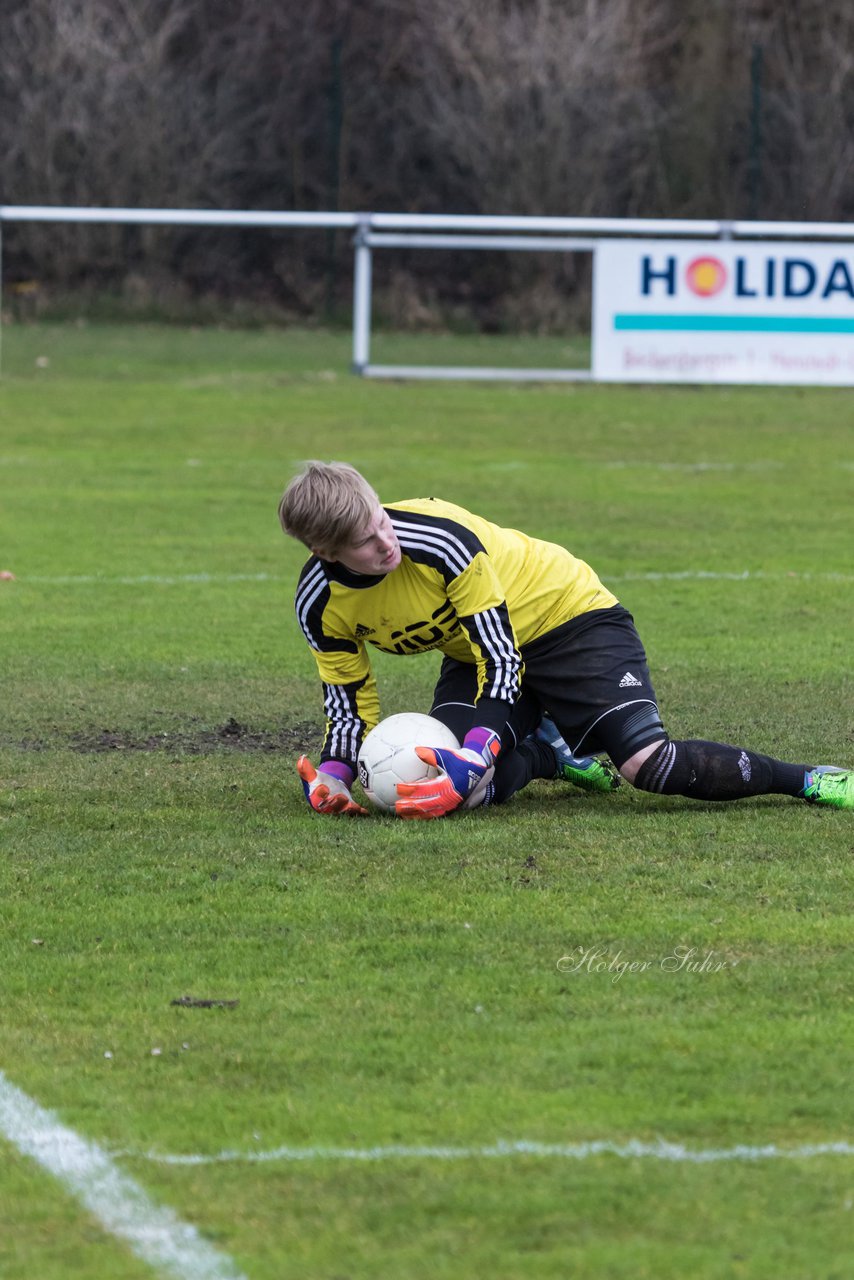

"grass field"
[0,322,852,1280]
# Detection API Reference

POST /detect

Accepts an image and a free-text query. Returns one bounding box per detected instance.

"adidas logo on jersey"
[619,671,643,688]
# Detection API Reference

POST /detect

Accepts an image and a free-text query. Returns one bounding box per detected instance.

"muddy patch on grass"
[14,717,320,756]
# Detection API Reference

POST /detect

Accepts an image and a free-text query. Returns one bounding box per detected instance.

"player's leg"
[431,611,630,806]
[560,637,848,806]
[523,606,852,806]
[619,733,852,806]
[532,715,621,793]
[433,607,633,804]
[429,655,536,744]
[519,605,649,789]
[595,708,813,801]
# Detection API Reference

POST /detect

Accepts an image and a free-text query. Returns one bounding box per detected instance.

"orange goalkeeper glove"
[297,756,369,816]
[395,728,500,820]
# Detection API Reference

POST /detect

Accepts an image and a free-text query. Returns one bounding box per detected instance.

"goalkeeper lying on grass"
[279,461,852,819]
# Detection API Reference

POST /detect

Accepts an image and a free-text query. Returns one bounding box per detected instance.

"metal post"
[749,42,764,221]
[352,217,372,374]
[324,35,343,323]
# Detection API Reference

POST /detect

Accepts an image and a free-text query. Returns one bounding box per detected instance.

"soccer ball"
[357,713,460,813]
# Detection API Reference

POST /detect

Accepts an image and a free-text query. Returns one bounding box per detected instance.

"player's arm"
[298,658,380,816]
[455,597,523,738]
[398,551,521,817]
[430,527,524,741]
[294,565,379,816]
[386,505,524,742]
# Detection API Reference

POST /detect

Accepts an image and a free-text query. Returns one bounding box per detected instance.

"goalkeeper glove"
[296,756,368,816]
[395,727,500,819]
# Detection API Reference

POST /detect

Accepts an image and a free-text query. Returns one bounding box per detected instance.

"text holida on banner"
[592,240,854,385]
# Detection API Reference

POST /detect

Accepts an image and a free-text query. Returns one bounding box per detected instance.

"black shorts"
[431,605,666,768]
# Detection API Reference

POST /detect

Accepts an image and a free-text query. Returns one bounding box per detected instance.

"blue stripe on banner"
[613,314,854,333]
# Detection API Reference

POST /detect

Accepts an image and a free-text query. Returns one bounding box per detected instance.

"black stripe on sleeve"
[459,599,524,706]
[321,676,371,764]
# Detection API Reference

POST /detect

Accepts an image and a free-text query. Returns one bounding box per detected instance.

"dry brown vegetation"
[2,0,853,326]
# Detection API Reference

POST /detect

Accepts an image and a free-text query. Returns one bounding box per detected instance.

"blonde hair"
[278,461,380,557]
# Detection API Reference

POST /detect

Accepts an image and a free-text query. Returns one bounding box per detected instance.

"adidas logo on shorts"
[619,671,643,688]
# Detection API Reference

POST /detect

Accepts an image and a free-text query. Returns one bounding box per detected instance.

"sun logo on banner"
[685,256,727,297]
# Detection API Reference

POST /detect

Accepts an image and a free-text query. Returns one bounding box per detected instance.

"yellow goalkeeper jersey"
[293,497,618,766]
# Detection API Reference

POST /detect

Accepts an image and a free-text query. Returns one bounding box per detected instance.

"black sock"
[519,739,557,780]
[490,740,554,805]
[635,739,808,801]
[767,759,809,796]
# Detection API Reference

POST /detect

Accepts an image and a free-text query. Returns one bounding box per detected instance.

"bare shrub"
[1,0,852,324]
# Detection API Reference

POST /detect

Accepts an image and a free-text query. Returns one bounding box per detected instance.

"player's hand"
[395,730,500,819]
[297,756,369,816]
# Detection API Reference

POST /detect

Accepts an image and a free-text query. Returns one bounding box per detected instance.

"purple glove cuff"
[462,726,500,759]
[319,760,355,787]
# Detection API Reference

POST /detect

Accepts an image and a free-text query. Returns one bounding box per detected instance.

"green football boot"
[535,715,621,794]
[802,767,854,810]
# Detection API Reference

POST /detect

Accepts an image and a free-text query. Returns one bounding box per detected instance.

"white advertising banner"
[592,239,854,384]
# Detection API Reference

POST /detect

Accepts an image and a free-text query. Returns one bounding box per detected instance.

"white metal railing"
[2,206,854,380]
[0,206,359,228]
[5,206,854,237]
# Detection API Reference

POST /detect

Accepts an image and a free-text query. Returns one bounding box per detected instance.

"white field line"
[22,572,278,586]
[0,1072,247,1280]
[15,569,854,587]
[124,1137,854,1167]
[613,570,854,583]
[602,461,785,472]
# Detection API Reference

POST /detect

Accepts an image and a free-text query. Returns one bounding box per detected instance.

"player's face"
[335,506,401,575]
